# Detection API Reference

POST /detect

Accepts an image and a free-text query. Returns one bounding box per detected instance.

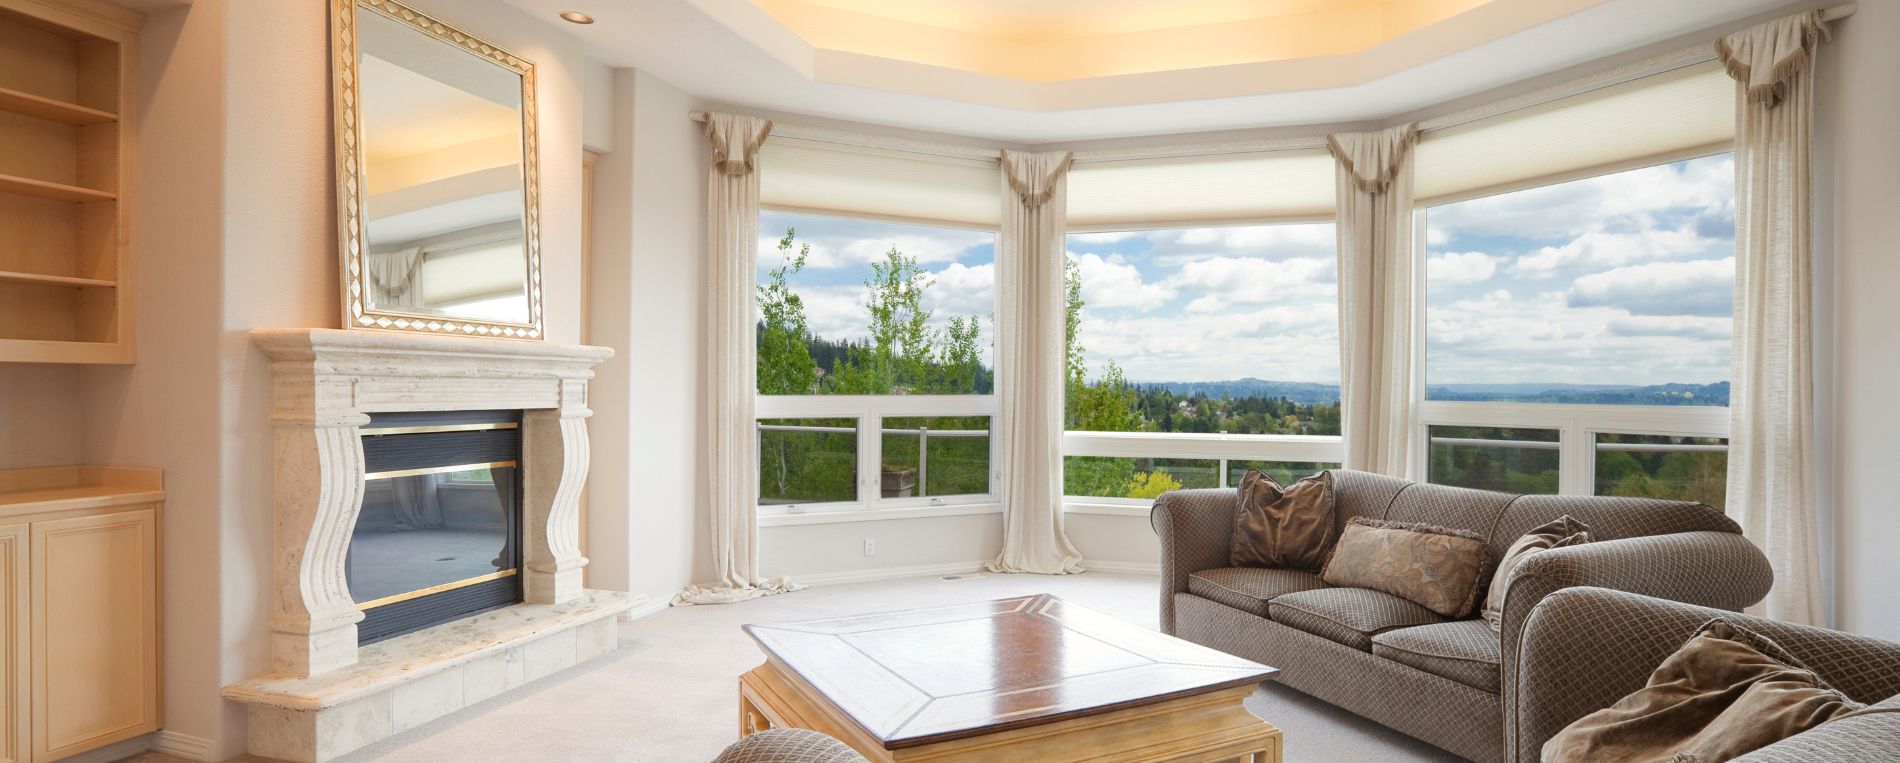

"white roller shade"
[1415,62,1734,205]
[1067,149,1335,228]
[758,139,1000,227]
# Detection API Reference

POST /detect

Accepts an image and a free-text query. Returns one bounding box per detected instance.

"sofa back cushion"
[1488,495,1738,560]
[1328,469,1413,530]
[1381,481,1518,540]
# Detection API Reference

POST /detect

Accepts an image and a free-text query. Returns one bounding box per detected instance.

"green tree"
[1123,470,1184,499]
[756,228,818,395]
[832,248,936,394]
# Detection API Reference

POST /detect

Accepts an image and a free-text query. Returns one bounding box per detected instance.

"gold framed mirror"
[331,0,543,339]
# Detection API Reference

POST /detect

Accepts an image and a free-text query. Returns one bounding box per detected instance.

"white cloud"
[1165,256,1335,304]
[1184,295,1225,314]
[1424,287,1730,386]
[1068,251,1175,311]
[1426,251,1499,284]
[1566,258,1734,317]
[927,262,994,317]
[1426,227,1449,246]
[1510,225,1714,278]
[1425,155,1735,241]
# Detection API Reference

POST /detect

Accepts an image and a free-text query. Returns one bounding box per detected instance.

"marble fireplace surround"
[223,328,636,762]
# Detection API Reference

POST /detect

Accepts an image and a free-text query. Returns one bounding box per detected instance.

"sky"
[759,153,1735,388]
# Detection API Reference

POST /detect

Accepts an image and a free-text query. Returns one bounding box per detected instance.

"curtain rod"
[692,3,1857,163]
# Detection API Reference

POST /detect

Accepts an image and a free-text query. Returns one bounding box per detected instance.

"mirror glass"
[356,8,531,325]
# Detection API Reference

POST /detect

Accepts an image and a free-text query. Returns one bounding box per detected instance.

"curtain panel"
[989,150,1086,575]
[1718,10,1830,626]
[674,112,801,605]
[1330,124,1419,477]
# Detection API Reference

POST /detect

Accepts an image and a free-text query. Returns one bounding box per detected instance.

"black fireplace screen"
[354,410,524,644]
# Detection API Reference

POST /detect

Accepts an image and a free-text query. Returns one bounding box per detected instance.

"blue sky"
[760,153,1735,388]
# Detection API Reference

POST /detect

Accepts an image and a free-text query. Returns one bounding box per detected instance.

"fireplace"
[354,410,524,644]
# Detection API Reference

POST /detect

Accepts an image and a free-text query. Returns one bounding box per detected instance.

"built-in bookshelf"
[0,0,141,364]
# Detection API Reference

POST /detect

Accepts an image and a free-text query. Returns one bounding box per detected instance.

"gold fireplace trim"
[360,422,520,436]
[363,460,518,481]
[355,568,520,611]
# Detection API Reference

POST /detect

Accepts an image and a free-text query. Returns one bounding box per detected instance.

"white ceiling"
[503,0,1798,143]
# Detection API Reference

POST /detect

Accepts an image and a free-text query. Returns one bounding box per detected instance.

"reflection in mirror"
[357,7,531,325]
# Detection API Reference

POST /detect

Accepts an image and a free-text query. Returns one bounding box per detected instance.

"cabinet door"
[0,523,25,763]
[30,509,158,762]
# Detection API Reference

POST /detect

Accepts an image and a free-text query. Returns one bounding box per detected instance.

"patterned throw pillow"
[1543,619,1867,763]
[1481,515,1592,631]
[1229,470,1337,571]
[1319,517,1491,618]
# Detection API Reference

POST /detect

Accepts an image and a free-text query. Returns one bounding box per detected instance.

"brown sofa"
[1152,469,1774,762]
[1520,586,1900,763]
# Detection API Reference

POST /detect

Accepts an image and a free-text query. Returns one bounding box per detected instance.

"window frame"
[1408,154,1734,498]
[752,207,1003,525]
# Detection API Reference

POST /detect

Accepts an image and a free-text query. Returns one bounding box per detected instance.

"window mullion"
[859,413,880,509]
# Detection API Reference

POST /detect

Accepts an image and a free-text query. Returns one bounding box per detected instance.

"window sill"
[758,502,1003,527]
[1062,500,1153,518]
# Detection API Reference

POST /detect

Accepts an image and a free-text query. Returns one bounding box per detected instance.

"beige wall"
[1815,0,1900,641]
[0,366,81,467]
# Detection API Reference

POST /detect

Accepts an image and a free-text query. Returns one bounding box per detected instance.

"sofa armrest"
[1510,587,1900,763]
[1499,531,1773,762]
[1149,488,1236,633]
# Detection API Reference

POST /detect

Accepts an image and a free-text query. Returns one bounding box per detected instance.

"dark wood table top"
[743,594,1277,749]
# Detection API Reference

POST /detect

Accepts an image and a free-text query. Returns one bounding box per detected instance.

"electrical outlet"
[862,539,877,557]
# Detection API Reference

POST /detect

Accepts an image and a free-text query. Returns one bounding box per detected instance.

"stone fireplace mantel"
[225,329,633,762]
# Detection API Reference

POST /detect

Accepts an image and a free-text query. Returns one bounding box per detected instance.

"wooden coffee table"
[738,594,1282,762]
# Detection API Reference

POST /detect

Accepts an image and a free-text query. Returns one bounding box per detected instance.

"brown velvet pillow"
[1229,470,1337,571]
[1543,619,1866,763]
[1318,517,1490,617]
[1480,515,1592,631]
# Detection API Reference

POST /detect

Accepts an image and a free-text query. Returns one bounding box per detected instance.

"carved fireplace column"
[522,378,591,604]
[268,370,373,677]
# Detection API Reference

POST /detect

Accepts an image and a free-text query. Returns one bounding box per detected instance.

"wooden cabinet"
[0,0,143,364]
[0,467,161,763]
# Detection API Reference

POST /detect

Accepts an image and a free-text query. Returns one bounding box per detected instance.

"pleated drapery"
[988,150,1086,575]
[1718,10,1830,626]
[1329,124,1419,477]
[674,113,801,606]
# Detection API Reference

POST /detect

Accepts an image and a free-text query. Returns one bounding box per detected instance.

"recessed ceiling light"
[558,11,594,24]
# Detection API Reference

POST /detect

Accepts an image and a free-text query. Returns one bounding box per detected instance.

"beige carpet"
[131,571,1462,762]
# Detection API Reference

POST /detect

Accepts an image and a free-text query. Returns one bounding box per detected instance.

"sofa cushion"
[1731,694,1900,762]
[1268,587,1448,651]
[1543,618,1868,763]
[1320,518,1493,617]
[1481,515,1592,630]
[1372,620,1502,693]
[1188,567,1329,617]
[1230,469,1338,571]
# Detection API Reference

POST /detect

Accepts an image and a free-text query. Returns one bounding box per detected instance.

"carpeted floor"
[131,571,1462,762]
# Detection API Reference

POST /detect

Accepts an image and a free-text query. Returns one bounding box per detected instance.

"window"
[1061,223,1344,508]
[754,210,999,518]
[1417,154,1734,498]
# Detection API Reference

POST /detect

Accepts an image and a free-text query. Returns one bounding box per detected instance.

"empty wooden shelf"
[0,0,141,365]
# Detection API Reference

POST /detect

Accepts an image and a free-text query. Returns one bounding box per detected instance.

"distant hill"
[1129,378,1730,407]
[1134,378,1341,405]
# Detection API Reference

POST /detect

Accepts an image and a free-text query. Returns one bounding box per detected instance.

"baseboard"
[152,728,221,760]
[619,594,668,622]
[1083,560,1161,575]
[791,561,990,587]
[55,734,154,763]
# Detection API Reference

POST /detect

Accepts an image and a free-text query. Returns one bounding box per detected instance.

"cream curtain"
[674,113,801,606]
[1330,125,1419,477]
[367,246,424,309]
[1718,10,1829,625]
[988,150,1085,575]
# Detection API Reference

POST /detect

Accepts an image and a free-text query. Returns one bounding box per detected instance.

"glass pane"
[1423,155,1734,406]
[1427,426,1560,494]
[1062,224,1342,435]
[756,211,996,396]
[1595,433,1728,510]
[352,465,516,605]
[881,417,991,499]
[758,418,857,505]
[1064,456,1218,499]
[1225,460,1339,488]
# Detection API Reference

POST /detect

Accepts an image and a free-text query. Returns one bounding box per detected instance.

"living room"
[0,0,1895,761]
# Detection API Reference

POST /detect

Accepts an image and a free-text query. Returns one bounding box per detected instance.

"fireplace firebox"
[354,410,524,644]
